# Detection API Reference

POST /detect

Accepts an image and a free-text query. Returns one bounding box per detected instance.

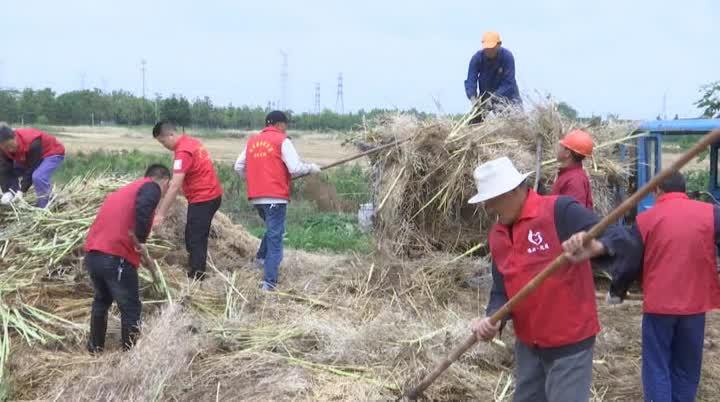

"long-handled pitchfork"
[400,128,720,400]
[292,137,410,180]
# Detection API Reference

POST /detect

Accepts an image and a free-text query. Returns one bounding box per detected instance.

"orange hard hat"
[559,129,594,157]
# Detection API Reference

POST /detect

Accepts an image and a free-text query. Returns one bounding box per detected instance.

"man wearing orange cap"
[465,31,520,123]
[552,130,594,209]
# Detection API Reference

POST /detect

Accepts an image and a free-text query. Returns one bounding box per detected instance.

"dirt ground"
[49,125,356,165]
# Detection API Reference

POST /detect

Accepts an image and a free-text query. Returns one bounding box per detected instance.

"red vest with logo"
[174,135,223,204]
[3,128,65,166]
[84,178,154,268]
[489,191,599,347]
[551,164,593,209]
[245,127,291,200]
[637,193,720,314]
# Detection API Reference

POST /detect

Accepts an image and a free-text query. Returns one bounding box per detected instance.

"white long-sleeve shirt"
[234,138,316,205]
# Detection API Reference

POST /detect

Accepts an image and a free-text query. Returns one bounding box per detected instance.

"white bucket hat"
[467,157,531,204]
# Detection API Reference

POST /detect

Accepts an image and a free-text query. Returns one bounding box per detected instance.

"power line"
[279,51,288,111]
[141,59,147,99]
[314,83,321,114]
[335,73,344,114]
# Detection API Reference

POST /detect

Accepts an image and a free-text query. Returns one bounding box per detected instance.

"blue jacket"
[464,47,520,103]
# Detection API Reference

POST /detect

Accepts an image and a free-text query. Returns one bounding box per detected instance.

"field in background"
[54,147,373,254]
[45,125,356,165]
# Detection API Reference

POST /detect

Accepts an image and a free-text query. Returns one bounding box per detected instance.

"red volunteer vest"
[551,164,593,209]
[3,128,65,166]
[489,191,599,347]
[245,127,291,200]
[84,178,154,268]
[174,135,223,204]
[637,193,720,314]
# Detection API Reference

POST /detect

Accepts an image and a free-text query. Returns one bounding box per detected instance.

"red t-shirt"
[173,135,223,204]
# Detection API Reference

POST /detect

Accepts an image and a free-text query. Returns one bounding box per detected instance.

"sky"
[2,0,718,119]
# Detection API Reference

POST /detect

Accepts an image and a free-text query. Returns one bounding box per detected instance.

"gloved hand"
[309,163,322,174]
[606,291,623,305]
[0,192,13,205]
[12,191,23,202]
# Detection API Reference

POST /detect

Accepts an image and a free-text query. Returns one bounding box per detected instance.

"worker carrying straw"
[0,122,65,208]
[152,120,224,281]
[468,157,630,402]
[84,164,171,352]
[464,32,521,124]
[552,129,594,209]
[234,111,321,291]
[609,171,720,401]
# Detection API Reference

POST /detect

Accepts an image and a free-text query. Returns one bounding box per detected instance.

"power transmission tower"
[141,59,147,99]
[279,51,288,111]
[335,73,344,114]
[314,83,321,114]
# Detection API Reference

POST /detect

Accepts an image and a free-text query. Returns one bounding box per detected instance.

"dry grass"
[3,168,720,401]
[354,102,635,255]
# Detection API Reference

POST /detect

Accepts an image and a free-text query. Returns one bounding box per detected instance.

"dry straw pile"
[357,102,636,255]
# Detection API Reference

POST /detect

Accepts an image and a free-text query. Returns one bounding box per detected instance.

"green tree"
[161,95,192,128]
[696,81,720,118]
[557,101,579,120]
[0,90,20,123]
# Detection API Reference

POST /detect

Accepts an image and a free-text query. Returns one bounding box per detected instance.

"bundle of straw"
[356,102,635,255]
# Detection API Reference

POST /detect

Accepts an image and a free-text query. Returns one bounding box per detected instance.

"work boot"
[121,325,140,351]
[188,270,206,282]
[87,315,107,354]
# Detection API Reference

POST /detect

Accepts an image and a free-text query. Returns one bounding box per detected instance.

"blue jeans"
[85,251,141,351]
[255,203,287,288]
[642,313,705,402]
[8,155,64,208]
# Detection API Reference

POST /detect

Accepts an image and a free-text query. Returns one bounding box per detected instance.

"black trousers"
[185,196,222,279]
[85,251,141,352]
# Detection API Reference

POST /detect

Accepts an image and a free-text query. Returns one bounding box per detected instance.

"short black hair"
[570,150,586,163]
[144,164,171,180]
[265,111,288,126]
[152,120,176,138]
[659,171,686,193]
[0,123,14,143]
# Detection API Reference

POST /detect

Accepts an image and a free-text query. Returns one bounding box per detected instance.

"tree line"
[0,88,432,131]
[1,84,716,132]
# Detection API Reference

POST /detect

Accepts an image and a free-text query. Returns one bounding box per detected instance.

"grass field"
[45,125,356,165]
[55,149,373,254]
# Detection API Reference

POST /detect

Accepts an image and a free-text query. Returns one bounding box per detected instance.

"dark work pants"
[185,196,221,280]
[642,313,705,402]
[85,251,141,351]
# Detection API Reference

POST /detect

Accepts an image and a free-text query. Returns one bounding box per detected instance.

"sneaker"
[188,270,206,281]
[260,282,276,292]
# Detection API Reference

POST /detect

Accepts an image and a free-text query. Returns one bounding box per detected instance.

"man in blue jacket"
[464,32,521,123]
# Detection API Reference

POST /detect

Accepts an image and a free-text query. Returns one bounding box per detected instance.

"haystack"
[358,103,635,255]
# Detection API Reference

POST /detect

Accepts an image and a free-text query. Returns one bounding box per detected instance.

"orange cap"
[559,129,594,157]
[482,32,501,49]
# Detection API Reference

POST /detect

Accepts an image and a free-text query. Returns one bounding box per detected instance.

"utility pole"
[279,51,288,111]
[335,73,344,114]
[314,83,321,114]
[141,59,147,99]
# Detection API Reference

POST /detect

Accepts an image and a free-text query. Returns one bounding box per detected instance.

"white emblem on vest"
[527,229,550,253]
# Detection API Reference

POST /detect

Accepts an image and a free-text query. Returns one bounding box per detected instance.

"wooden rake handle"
[292,137,410,180]
[404,128,720,400]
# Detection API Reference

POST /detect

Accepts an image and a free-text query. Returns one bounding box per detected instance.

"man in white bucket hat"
[468,157,628,402]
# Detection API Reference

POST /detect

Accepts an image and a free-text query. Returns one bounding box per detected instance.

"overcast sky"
[2,0,717,119]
